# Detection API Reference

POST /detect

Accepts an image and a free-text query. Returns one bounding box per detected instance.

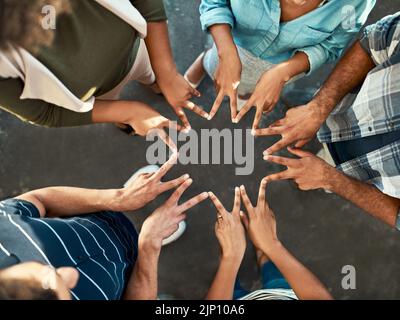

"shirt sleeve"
[199,0,235,31]
[296,27,357,75]
[0,77,93,128]
[296,0,376,75]
[130,0,167,22]
[0,199,41,218]
[359,13,400,66]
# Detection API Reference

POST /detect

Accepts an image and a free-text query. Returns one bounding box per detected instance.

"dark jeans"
[327,130,400,165]
[233,262,291,300]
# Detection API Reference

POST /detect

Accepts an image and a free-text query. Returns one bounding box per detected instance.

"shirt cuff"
[200,7,234,32]
[296,45,328,75]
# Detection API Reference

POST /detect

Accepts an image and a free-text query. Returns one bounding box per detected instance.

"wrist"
[323,167,343,192]
[220,254,243,269]
[273,63,293,83]
[261,239,283,257]
[138,236,162,257]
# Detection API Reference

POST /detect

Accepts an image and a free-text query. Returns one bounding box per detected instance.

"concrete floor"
[1,0,400,300]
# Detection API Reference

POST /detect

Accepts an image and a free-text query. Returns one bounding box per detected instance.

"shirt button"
[352,132,356,136]
[339,134,342,138]
[368,127,372,131]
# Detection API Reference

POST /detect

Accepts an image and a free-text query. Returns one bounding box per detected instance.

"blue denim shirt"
[200,0,376,74]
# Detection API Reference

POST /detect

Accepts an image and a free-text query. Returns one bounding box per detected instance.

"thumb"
[240,211,249,230]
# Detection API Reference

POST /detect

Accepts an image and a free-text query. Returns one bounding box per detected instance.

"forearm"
[92,99,141,125]
[311,41,375,118]
[124,243,160,300]
[265,241,333,300]
[206,257,241,300]
[145,21,177,80]
[209,24,237,58]
[327,169,400,227]
[276,52,310,82]
[16,187,124,218]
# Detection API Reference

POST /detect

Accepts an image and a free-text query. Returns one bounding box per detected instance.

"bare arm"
[240,181,332,300]
[16,155,190,218]
[328,169,400,227]
[124,243,160,300]
[206,258,240,300]
[206,189,246,300]
[265,241,333,300]
[144,21,206,127]
[311,41,376,119]
[259,41,377,154]
[266,148,400,228]
[124,179,209,300]
[16,187,121,218]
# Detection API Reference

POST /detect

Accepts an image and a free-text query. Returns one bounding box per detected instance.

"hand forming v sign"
[234,67,288,132]
[264,147,336,191]
[209,188,246,262]
[208,50,242,122]
[158,71,209,130]
[140,178,209,250]
[253,102,326,155]
[239,180,279,254]
[118,152,193,212]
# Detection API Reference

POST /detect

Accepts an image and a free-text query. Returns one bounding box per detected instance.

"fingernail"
[235,187,239,192]
[187,178,193,184]
[183,174,190,179]
[233,119,238,124]
[263,155,269,160]
[251,129,256,136]
[202,192,209,198]
[204,113,209,118]
[207,115,212,120]
[240,185,245,190]
[264,150,270,156]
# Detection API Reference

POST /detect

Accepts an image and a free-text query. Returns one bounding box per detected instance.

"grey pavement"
[1,0,400,300]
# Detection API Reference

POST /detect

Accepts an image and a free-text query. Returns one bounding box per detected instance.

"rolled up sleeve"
[199,0,235,31]
[0,77,93,128]
[359,12,400,65]
[130,0,167,22]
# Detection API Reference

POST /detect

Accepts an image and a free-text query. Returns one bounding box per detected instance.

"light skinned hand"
[209,188,246,263]
[139,178,209,251]
[234,67,287,131]
[157,71,209,130]
[264,147,336,191]
[117,152,188,211]
[254,102,326,155]
[239,181,279,254]
[208,50,242,122]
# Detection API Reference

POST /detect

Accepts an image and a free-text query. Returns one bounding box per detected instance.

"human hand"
[264,147,337,191]
[208,49,242,122]
[239,181,279,254]
[139,178,209,251]
[157,71,209,130]
[254,102,326,155]
[116,153,189,211]
[234,67,287,131]
[209,188,246,264]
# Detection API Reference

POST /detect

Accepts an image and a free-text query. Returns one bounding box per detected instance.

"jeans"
[233,262,291,300]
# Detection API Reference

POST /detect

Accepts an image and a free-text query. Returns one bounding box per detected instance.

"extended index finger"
[209,192,229,217]
[151,151,179,181]
[184,101,209,119]
[208,90,224,120]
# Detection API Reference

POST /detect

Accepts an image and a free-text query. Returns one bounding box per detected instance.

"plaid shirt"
[317,13,400,206]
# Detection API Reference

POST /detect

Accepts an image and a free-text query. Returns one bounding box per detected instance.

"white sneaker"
[124,165,187,246]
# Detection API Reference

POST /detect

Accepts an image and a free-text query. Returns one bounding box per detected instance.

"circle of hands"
[125,63,335,252]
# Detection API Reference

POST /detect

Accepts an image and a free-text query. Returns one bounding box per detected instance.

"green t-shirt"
[0,0,166,127]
